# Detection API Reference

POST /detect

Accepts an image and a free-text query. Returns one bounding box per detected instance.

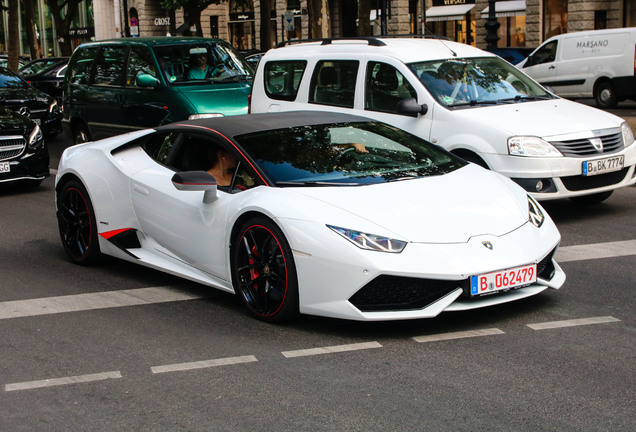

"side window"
[309,60,359,108]
[529,41,558,66]
[127,46,157,87]
[263,60,307,101]
[68,47,98,85]
[365,62,417,114]
[143,132,181,165]
[93,46,127,86]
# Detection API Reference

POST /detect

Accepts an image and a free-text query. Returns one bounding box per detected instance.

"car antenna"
[438,40,458,57]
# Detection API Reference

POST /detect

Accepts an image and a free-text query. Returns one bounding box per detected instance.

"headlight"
[188,113,224,120]
[508,136,562,157]
[327,225,407,253]
[621,122,634,147]
[528,195,545,228]
[49,99,58,113]
[28,124,44,149]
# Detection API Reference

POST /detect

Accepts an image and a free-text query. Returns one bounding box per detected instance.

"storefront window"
[498,15,526,47]
[544,0,567,39]
[229,0,255,51]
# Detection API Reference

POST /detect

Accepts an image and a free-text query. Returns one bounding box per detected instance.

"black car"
[0,106,49,187]
[0,66,62,139]
[21,57,68,103]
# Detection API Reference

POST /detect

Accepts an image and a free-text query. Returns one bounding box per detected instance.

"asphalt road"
[0,126,634,431]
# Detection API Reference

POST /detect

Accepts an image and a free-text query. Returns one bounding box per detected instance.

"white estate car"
[250,37,636,203]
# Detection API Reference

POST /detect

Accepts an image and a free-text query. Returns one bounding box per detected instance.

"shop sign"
[432,0,475,5]
[68,27,95,37]
[154,17,170,26]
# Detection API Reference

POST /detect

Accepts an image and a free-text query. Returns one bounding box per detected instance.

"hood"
[288,165,529,244]
[454,98,623,137]
[0,106,34,132]
[177,83,251,117]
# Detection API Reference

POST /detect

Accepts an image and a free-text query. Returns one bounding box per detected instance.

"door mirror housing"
[171,171,218,203]
[136,73,160,88]
[396,98,428,117]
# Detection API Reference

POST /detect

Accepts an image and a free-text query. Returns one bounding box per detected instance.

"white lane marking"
[556,239,636,262]
[5,371,121,392]
[282,342,382,358]
[413,328,505,343]
[0,286,205,320]
[527,316,621,330]
[151,355,257,374]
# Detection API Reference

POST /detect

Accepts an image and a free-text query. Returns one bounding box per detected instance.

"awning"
[481,1,526,18]
[425,5,475,22]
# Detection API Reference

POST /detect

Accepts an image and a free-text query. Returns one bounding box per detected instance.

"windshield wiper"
[499,95,553,103]
[449,99,499,107]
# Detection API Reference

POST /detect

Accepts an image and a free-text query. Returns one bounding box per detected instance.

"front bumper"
[486,144,636,200]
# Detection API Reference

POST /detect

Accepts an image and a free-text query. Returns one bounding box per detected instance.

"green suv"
[62,37,253,144]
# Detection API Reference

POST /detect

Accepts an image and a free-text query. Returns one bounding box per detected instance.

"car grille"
[349,249,559,313]
[549,131,623,157]
[561,168,629,191]
[0,136,26,161]
[349,276,462,312]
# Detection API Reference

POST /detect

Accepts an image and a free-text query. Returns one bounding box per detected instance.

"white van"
[250,37,636,203]
[518,28,636,108]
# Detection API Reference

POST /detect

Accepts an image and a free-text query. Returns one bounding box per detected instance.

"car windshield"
[409,57,554,108]
[20,59,62,75]
[235,121,465,186]
[154,42,253,85]
[0,69,29,89]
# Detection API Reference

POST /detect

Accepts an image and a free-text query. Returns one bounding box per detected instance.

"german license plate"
[0,162,9,173]
[582,155,624,176]
[470,263,537,296]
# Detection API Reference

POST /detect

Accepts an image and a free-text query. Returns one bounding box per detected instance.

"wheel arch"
[451,148,490,168]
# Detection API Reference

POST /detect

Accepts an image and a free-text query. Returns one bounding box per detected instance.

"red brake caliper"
[249,245,260,290]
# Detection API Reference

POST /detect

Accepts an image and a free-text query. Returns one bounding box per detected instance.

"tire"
[569,191,613,205]
[594,81,618,109]
[73,123,91,145]
[56,180,101,265]
[232,216,299,323]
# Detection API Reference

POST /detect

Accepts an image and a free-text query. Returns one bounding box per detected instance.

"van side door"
[521,40,558,88]
[86,45,129,140]
[121,45,169,128]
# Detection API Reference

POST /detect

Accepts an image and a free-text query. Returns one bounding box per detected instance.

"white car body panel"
[55,115,565,321]
[250,38,636,200]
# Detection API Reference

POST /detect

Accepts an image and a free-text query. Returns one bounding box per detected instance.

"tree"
[7,0,20,72]
[160,0,225,37]
[259,0,272,51]
[357,0,372,37]
[307,0,329,39]
[23,0,41,59]
[46,0,83,56]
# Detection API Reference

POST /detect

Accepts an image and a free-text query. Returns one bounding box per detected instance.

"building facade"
[1,0,635,58]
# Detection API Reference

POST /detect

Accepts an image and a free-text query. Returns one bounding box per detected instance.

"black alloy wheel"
[232,217,299,322]
[56,180,100,265]
[73,123,91,145]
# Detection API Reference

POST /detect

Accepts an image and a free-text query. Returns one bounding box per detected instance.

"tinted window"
[365,62,417,113]
[92,46,127,86]
[309,60,358,108]
[0,68,29,89]
[263,60,306,101]
[153,42,252,84]
[68,47,98,85]
[127,46,158,87]
[235,121,464,185]
[528,41,558,66]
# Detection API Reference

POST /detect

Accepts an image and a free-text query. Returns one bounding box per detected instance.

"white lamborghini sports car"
[55,112,565,322]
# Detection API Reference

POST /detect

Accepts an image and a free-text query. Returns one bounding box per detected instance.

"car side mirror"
[136,73,159,88]
[396,98,428,117]
[171,171,218,203]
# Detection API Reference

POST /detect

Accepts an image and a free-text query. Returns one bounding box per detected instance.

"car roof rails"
[276,34,450,48]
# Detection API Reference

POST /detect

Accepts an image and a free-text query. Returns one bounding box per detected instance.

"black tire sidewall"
[232,216,299,322]
[57,180,101,265]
